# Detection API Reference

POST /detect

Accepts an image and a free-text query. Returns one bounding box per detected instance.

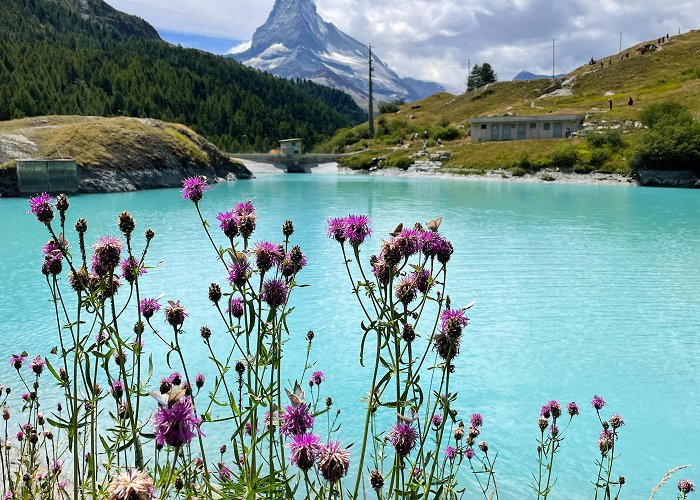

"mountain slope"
[0,0,365,152]
[49,0,160,39]
[230,0,445,105]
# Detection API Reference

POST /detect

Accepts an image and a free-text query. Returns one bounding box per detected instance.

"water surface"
[1,175,698,499]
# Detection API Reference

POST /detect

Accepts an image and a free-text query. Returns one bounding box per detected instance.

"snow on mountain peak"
[229,0,444,105]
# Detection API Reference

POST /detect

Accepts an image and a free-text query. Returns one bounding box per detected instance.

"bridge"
[229,152,352,173]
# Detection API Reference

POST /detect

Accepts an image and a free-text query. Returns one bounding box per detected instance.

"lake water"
[1,174,699,499]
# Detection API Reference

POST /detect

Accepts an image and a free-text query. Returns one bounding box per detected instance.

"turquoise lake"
[1,174,699,499]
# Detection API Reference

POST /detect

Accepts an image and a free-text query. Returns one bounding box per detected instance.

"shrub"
[551,146,579,169]
[510,166,527,177]
[586,130,623,149]
[385,156,412,170]
[378,99,403,114]
[588,148,610,168]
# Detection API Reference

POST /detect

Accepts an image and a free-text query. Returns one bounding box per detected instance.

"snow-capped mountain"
[229,0,445,105]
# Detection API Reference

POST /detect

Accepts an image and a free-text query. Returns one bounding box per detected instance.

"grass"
[316,29,700,175]
[0,115,220,168]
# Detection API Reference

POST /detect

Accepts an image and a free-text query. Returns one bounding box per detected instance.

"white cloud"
[227,41,251,54]
[105,0,700,87]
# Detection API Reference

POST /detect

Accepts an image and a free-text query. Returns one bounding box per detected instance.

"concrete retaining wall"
[16,159,78,194]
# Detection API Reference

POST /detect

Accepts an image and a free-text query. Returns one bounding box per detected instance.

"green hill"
[319,30,700,179]
[0,0,365,152]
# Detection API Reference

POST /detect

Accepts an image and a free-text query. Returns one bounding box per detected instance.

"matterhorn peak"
[230,0,444,105]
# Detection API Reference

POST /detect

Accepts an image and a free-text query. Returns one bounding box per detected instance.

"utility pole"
[552,38,555,79]
[368,45,375,138]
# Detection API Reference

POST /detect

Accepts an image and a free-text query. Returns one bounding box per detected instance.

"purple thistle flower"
[395,228,423,257]
[465,447,475,459]
[16,431,24,441]
[591,394,606,411]
[152,396,203,448]
[412,269,432,294]
[540,404,551,419]
[440,309,469,331]
[550,425,559,437]
[92,236,123,271]
[318,440,350,484]
[111,380,125,399]
[436,239,454,264]
[28,193,54,224]
[388,422,418,457]
[42,239,63,256]
[279,403,314,437]
[50,459,62,474]
[262,278,288,309]
[445,446,457,460]
[164,300,188,328]
[30,356,45,375]
[395,276,418,305]
[120,257,146,284]
[470,413,483,428]
[218,463,232,481]
[139,298,161,319]
[41,252,63,276]
[678,479,695,494]
[233,201,255,216]
[431,414,443,430]
[216,211,239,239]
[227,259,251,288]
[9,355,27,370]
[609,414,625,429]
[380,238,402,265]
[289,433,321,471]
[598,429,614,453]
[343,214,372,246]
[253,241,284,273]
[370,255,393,285]
[326,217,347,243]
[310,371,325,386]
[548,400,562,419]
[280,250,307,277]
[195,374,205,389]
[168,372,183,386]
[181,176,209,202]
[567,402,579,417]
[228,297,244,319]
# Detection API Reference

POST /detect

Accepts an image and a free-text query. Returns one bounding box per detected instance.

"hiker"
[626,52,629,58]
[422,140,428,150]
[600,60,604,67]
[589,57,596,65]
[423,130,429,139]
[565,128,571,138]
[437,137,442,146]
[628,97,633,107]
[609,99,613,110]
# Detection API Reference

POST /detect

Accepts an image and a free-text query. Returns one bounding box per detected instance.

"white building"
[469,115,584,141]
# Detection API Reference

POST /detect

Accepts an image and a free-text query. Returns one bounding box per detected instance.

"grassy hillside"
[0,115,251,196]
[0,0,365,152]
[317,30,700,176]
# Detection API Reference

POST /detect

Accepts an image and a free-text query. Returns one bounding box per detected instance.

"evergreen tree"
[467,62,498,92]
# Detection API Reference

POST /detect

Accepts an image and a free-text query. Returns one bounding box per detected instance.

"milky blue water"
[1,175,699,499]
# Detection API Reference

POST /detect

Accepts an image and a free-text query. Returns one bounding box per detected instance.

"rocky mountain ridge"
[230,0,445,105]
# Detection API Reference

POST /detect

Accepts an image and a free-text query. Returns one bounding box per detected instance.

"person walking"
[609,99,613,111]
[628,97,634,107]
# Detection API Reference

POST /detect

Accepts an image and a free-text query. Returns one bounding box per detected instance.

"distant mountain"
[0,0,365,152]
[49,0,160,39]
[230,0,446,105]
[513,71,566,81]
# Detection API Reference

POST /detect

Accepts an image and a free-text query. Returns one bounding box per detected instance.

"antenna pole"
[368,45,375,138]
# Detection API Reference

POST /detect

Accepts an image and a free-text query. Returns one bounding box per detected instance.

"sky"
[105,0,700,91]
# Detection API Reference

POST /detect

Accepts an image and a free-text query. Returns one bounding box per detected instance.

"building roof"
[468,114,584,124]
[279,138,303,143]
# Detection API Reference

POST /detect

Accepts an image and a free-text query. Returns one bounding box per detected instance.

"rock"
[410,104,422,110]
[636,169,699,188]
[634,121,644,128]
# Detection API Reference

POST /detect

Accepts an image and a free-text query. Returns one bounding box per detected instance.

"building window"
[529,123,536,129]
[511,124,516,128]
[543,123,551,131]
[480,124,487,130]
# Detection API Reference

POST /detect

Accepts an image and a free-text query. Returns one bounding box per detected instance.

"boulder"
[636,170,699,188]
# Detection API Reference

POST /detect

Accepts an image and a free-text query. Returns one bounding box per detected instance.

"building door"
[502,124,511,140]
[517,123,526,139]
[490,124,499,140]
[553,122,563,138]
